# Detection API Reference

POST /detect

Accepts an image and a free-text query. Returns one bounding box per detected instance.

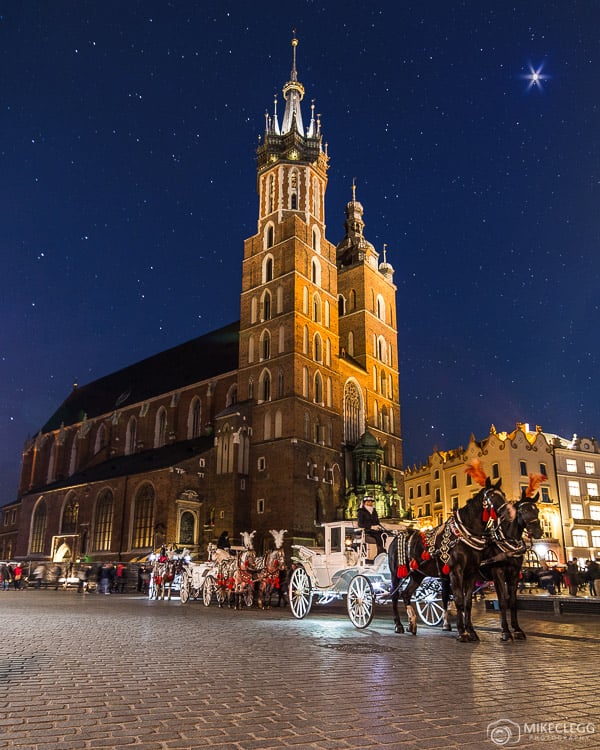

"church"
[13,36,405,563]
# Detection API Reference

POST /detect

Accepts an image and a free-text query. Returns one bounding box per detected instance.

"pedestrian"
[33,563,46,589]
[585,559,599,596]
[566,558,579,596]
[13,563,23,590]
[98,563,114,595]
[551,566,563,594]
[216,530,232,553]
[115,563,127,593]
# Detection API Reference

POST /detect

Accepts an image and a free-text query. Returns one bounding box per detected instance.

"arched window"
[572,529,588,547]
[377,336,387,362]
[217,423,235,474]
[312,293,321,323]
[94,424,107,456]
[261,330,271,360]
[125,416,137,455]
[276,285,284,313]
[275,410,283,438]
[289,169,299,209]
[312,226,321,252]
[179,511,195,546]
[61,493,79,534]
[314,372,323,404]
[248,335,255,363]
[30,498,47,554]
[226,384,238,408]
[311,258,321,286]
[188,397,201,439]
[132,484,154,549]
[263,254,274,282]
[338,295,346,317]
[93,489,114,551]
[278,325,285,353]
[314,333,322,363]
[344,379,364,445]
[376,294,385,322]
[348,331,354,357]
[380,371,387,397]
[267,175,275,214]
[251,296,258,323]
[262,290,272,321]
[259,370,271,402]
[349,289,356,311]
[154,407,167,448]
[303,325,309,355]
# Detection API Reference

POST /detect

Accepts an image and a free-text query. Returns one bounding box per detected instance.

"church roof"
[41,321,240,433]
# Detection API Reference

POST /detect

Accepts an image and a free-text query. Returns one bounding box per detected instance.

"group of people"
[536,558,600,596]
[0,562,25,590]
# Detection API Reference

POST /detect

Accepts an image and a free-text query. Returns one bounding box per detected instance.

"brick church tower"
[232,36,404,543]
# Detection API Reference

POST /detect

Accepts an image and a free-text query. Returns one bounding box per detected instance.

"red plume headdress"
[526,473,547,498]
[464,458,487,487]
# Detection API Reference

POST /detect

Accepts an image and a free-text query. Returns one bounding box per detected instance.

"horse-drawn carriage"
[289,521,445,629]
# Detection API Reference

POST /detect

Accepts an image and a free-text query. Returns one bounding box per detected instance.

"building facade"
[404,422,600,565]
[8,37,404,566]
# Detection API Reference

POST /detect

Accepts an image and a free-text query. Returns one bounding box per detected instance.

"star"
[522,62,550,91]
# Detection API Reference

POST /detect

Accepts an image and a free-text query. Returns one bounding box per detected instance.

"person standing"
[216,530,231,552]
[566,558,579,596]
[13,563,23,590]
[357,496,385,556]
[585,559,599,596]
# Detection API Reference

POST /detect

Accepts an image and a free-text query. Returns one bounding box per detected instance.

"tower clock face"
[288,149,299,160]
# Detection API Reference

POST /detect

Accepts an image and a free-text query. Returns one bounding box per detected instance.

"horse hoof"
[513,630,526,640]
[394,624,405,634]
[456,634,470,643]
[501,632,513,642]
[467,632,480,642]
[442,624,452,632]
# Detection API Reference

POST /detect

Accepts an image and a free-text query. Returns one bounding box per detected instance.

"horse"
[388,467,508,641]
[480,474,544,641]
[256,529,287,609]
[231,531,258,610]
[149,546,186,600]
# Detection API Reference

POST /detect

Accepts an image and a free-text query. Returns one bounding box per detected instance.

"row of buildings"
[404,423,600,567]
[1,38,597,571]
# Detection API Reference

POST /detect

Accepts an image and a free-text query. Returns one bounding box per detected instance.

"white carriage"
[179,560,217,605]
[289,521,444,629]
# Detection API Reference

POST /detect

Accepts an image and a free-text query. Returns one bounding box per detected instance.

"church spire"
[281,32,305,135]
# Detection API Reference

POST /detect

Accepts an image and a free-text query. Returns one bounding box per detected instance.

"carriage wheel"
[414,577,444,626]
[179,572,190,604]
[243,585,254,608]
[289,566,312,619]
[203,576,216,606]
[347,574,374,629]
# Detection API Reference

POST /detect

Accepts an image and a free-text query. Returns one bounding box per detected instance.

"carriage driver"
[357,496,385,556]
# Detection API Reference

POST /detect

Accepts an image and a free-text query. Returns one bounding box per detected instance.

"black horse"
[480,481,544,642]
[388,476,508,641]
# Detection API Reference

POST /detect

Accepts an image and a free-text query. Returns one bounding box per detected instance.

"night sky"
[1,2,599,500]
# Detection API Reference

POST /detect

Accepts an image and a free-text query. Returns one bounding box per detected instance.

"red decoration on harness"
[421,550,431,561]
[490,507,497,520]
[409,559,419,570]
[397,565,409,579]
[442,563,450,575]
[483,508,489,522]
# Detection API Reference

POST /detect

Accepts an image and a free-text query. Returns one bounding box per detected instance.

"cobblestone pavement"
[1,590,598,750]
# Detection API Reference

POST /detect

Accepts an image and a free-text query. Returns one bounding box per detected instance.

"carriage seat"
[351,529,378,563]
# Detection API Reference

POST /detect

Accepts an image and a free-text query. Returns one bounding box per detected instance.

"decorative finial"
[351,178,356,202]
[291,30,298,79]
[382,243,388,264]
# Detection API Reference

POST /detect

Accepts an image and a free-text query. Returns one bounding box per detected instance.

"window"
[311,258,321,286]
[93,489,114,551]
[587,482,599,498]
[541,487,551,503]
[179,511,195,546]
[257,499,265,514]
[568,480,581,498]
[261,330,271,360]
[425,503,431,517]
[566,458,577,473]
[132,484,154,548]
[344,380,364,445]
[451,496,459,511]
[570,503,583,519]
[540,463,548,477]
[125,416,137,454]
[589,506,600,520]
[572,529,588,547]
[314,372,323,405]
[188,398,201,439]
[451,474,457,489]
[258,457,266,472]
[267,176,275,214]
[466,473,472,486]
[30,500,47,554]
[263,255,274,282]
[592,530,600,547]
[314,333,322,362]
[259,370,271,402]
[262,290,272,321]
[585,461,595,475]
[154,407,167,448]
[435,488,441,502]
[434,470,440,480]
[519,461,527,476]
[61,494,79,534]
[94,424,107,455]
[312,293,321,323]
[492,463,499,479]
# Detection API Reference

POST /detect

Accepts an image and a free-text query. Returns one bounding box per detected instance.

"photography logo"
[487,719,521,746]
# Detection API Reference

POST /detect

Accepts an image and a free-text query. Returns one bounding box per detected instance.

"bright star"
[522,62,550,91]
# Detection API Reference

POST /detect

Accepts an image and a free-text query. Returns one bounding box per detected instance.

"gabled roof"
[42,321,240,433]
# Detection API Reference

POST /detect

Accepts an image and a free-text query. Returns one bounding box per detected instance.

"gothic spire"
[281,33,305,136]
